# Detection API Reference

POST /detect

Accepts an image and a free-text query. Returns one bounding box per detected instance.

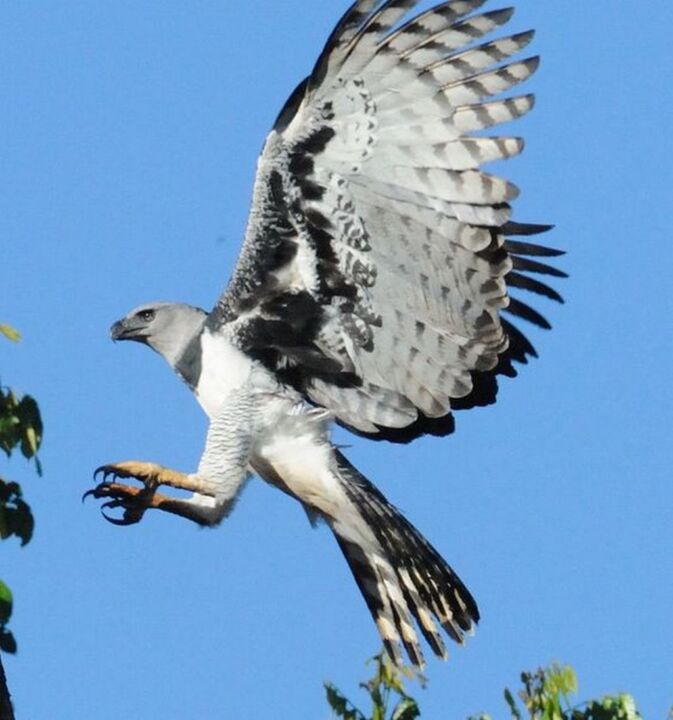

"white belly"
[195,330,254,418]
[253,410,349,519]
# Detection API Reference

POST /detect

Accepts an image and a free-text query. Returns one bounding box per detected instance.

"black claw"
[100,500,143,526]
[86,467,149,526]
[94,465,119,482]
[83,480,116,503]
[82,483,112,503]
[82,488,96,504]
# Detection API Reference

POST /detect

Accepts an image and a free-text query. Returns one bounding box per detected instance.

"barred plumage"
[94,0,563,670]
[332,452,478,666]
[209,0,562,659]
[212,0,563,441]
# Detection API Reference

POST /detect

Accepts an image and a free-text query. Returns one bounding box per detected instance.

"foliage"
[469,664,642,720]
[0,581,16,655]
[328,657,648,720]
[1,325,43,653]
[326,653,423,720]
[0,327,20,344]
[0,387,43,477]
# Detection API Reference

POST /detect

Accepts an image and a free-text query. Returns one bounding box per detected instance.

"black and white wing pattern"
[211,0,564,440]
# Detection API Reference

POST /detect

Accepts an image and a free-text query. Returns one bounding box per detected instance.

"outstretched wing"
[210,0,564,441]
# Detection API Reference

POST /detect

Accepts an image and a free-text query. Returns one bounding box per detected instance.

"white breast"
[195,330,254,418]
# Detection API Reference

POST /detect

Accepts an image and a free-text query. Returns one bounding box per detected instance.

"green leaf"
[0,481,35,545]
[0,325,20,342]
[0,628,17,654]
[504,688,523,720]
[325,683,364,720]
[584,694,642,720]
[0,579,16,654]
[0,414,21,457]
[562,666,578,695]
[17,394,43,463]
[325,685,346,714]
[0,580,13,624]
[391,697,420,720]
[10,498,35,545]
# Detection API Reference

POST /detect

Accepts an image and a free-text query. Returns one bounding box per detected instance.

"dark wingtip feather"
[525,55,541,74]
[382,638,403,668]
[513,28,536,46]
[505,297,552,330]
[502,221,555,236]
[511,255,568,278]
[507,272,564,303]
[401,639,425,670]
[502,318,538,361]
[506,240,565,259]
[487,7,516,24]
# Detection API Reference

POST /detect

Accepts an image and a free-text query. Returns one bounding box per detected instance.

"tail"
[330,451,479,668]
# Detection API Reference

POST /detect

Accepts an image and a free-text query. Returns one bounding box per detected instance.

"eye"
[136,309,155,323]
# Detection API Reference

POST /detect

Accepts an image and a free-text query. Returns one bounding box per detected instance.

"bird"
[87,0,564,669]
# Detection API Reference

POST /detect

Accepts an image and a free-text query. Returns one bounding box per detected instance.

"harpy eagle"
[88,0,564,668]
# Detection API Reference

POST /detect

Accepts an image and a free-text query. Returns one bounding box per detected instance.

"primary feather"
[211,0,563,439]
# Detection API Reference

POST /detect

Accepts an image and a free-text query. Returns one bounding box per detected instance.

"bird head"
[110,302,207,366]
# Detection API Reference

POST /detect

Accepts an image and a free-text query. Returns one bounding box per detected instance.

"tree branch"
[0,654,15,720]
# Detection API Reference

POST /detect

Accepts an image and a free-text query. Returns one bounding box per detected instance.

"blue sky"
[2,1,672,718]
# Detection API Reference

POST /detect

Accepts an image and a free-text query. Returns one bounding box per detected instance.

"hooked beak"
[110,320,126,341]
[110,319,140,342]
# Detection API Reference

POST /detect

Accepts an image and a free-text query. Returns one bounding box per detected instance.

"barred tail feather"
[331,451,478,667]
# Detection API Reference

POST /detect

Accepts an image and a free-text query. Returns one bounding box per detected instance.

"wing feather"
[383,0,489,54]
[211,0,563,440]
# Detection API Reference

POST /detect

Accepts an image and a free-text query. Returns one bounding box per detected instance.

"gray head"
[110,302,207,366]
